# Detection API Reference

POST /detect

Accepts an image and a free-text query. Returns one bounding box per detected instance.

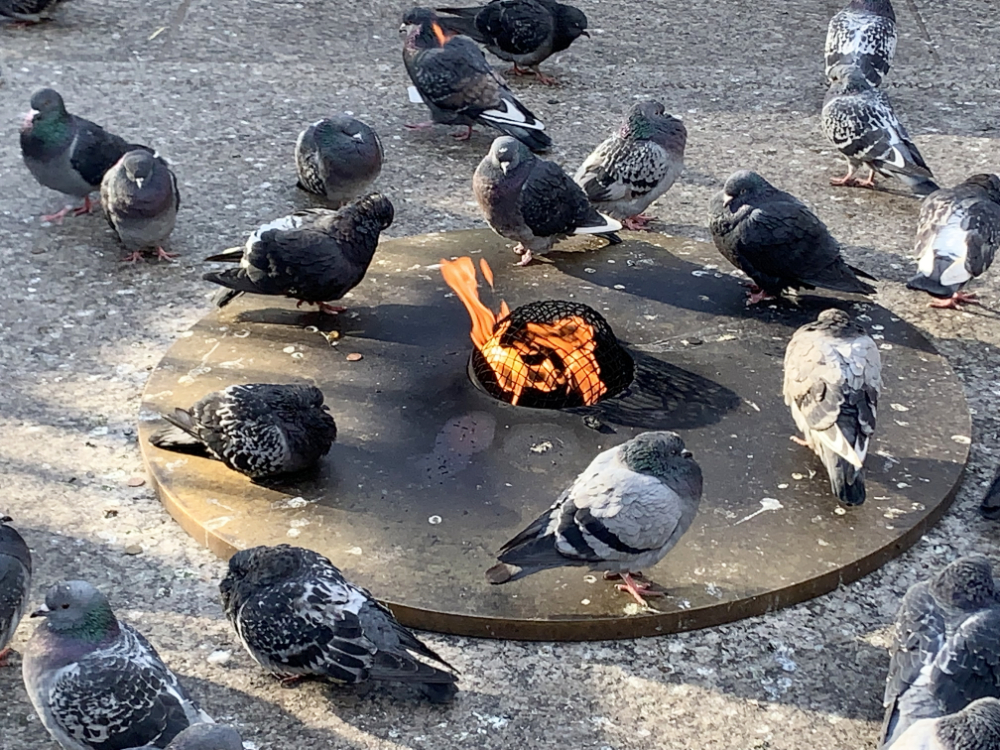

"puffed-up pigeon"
[825,0,897,88]
[22,580,213,750]
[123,724,243,750]
[889,697,1000,750]
[219,544,459,703]
[0,516,31,666]
[295,116,384,207]
[0,0,68,23]
[100,150,180,263]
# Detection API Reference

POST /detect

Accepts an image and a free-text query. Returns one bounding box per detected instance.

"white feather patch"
[571,212,623,235]
[939,257,972,286]
[815,425,864,469]
[480,98,545,131]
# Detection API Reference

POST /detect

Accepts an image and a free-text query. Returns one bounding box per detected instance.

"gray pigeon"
[573,101,687,230]
[0,0,68,23]
[100,150,180,263]
[783,309,882,507]
[889,698,1000,750]
[124,724,243,750]
[708,170,877,303]
[881,556,1000,748]
[822,68,939,196]
[203,192,393,313]
[400,7,552,152]
[219,544,459,703]
[907,174,1000,309]
[148,383,338,480]
[824,0,897,88]
[0,516,31,666]
[22,581,213,750]
[485,431,703,607]
[20,88,154,223]
[295,116,384,207]
[474,135,622,266]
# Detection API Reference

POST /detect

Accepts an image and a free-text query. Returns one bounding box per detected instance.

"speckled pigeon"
[22,580,213,750]
[0,516,31,666]
[20,88,154,223]
[486,431,703,607]
[825,0,897,88]
[100,150,180,263]
[203,192,393,313]
[295,116,384,207]
[219,544,459,703]
[148,383,337,481]
[435,0,589,84]
[708,170,877,303]
[907,174,1000,309]
[0,0,69,23]
[124,723,243,750]
[400,7,551,152]
[573,101,687,230]
[881,556,1000,748]
[474,135,621,265]
[889,697,1000,750]
[782,309,882,507]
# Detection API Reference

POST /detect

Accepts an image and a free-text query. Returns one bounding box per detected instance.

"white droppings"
[428,515,442,525]
[207,650,231,665]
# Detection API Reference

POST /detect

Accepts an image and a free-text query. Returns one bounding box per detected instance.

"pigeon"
[888,697,1000,750]
[824,0,897,88]
[822,67,939,196]
[474,135,622,266]
[435,0,589,84]
[708,170,877,303]
[100,150,180,263]
[0,516,31,666]
[982,467,1000,522]
[148,383,338,481]
[20,88,154,223]
[22,580,213,750]
[295,116,384,207]
[782,309,882,507]
[123,724,243,750]
[0,0,69,23]
[219,544,459,703]
[485,431,703,606]
[203,192,393,313]
[906,174,1000,309]
[573,100,687,230]
[881,556,1000,748]
[400,7,552,153]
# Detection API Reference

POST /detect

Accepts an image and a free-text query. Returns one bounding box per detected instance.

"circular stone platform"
[139,229,970,641]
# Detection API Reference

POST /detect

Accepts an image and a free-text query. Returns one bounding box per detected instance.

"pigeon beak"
[722,193,733,207]
[31,604,50,618]
[580,30,591,38]
[500,161,510,175]
[681,449,693,459]
[135,177,144,189]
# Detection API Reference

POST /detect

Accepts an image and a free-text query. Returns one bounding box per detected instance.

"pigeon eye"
[60,603,70,609]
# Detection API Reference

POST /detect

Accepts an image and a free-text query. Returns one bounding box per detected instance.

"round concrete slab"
[139,229,970,641]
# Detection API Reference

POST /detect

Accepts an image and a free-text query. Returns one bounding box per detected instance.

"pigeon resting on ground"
[22,581,213,750]
[400,7,551,152]
[100,150,180,263]
[881,556,1000,748]
[20,88,154,223]
[825,0,897,87]
[708,170,877,303]
[295,116,384,207]
[474,135,622,265]
[486,431,703,607]
[435,0,589,84]
[0,516,31,666]
[0,0,68,23]
[907,174,1000,309]
[783,309,882,506]
[123,724,243,750]
[573,101,687,230]
[220,544,459,703]
[889,697,1000,750]
[148,383,338,480]
[203,192,393,313]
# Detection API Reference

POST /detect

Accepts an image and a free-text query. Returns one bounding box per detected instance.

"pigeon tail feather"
[897,173,940,197]
[906,271,955,298]
[485,121,552,153]
[204,247,244,262]
[149,409,209,455]
[825,450,866,506]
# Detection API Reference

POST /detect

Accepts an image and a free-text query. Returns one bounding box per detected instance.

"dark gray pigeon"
[486,431,703,607]
[708,170,877,303]
[881,556,1000,748]
[203,192,393,313]
[20,88,154,223]
[22,581,213,750]
[295,116,384,207]
[889,697,1000,750]
[783,309,882,507]
[573,101,687,230]
[474,135,622,265]
[123,723,243,750]
[0,516,31,666]
[219,544,459,703]
[148,383,337,480]
[823,68,938,196]
[824,0,897,88]
[907,174,1000,309]
[100,150,180,263]
[435,0,589,84]
[400,7,551,152]
[0,0,69,23]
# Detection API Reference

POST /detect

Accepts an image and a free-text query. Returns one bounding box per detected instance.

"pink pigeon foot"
[0,646,12,667]
[829,165,859,187]
[404,121,436,130]
[155,247,178,262]
[622,214,655,230]
[41,205,74,223]
[296,300,346,315]
[121,251,144,263]
[930,291,981,309]
[614,572,666,608]
[790,435,810,447]
[513,244,534,266]
[451,125,474,141]
[746,285,777,304]
[72,195,97,216]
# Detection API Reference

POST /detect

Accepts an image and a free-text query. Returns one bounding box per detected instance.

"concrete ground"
[1,0,999,748]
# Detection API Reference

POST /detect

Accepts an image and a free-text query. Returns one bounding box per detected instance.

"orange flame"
[440,257,498,348]
[431,21,450,47]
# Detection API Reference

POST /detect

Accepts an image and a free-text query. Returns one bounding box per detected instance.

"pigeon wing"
[576,139,670,204]
[482,0,553,54]
[928,609,1000,715]
[519,158,594,237]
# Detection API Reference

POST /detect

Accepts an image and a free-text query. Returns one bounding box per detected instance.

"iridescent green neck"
[50,604,119,642]
[30,109,71,144]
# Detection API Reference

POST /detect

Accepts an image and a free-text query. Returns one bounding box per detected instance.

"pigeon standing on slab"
[474,135,622,265]
[219,544,459,703]
[202,192,393,313]
[295,116,384,207]
[783,309,882,507]
[907,174,1000,309]
[573,101,687,230]
[0,516,31,666]
[486,431,703,607]
[888,697,1000,750]
[0,0,68,23]
[400,6,552,152]
[123,724,243,750]
[22,581,213,750]
[708,170,877,303]
[100,150,180,263]
[825,0,897,87]
[148,383,338,480]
